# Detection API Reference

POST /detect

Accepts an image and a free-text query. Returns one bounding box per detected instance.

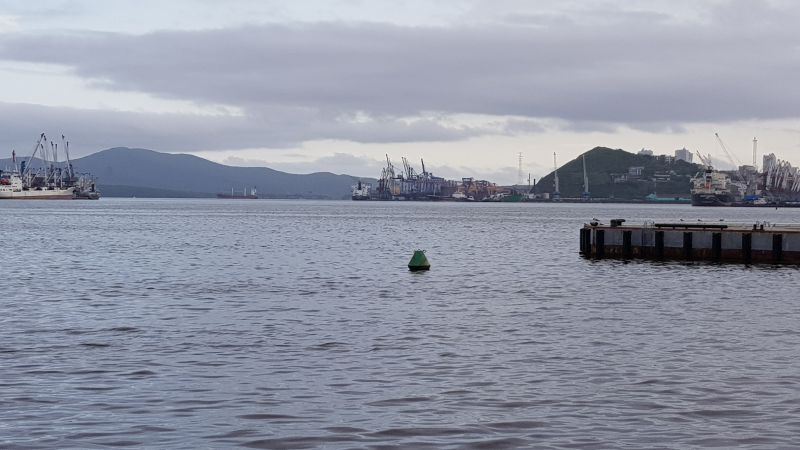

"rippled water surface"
[3,199,800,449]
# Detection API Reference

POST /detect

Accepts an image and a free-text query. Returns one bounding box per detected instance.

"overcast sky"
[1,0,798,183]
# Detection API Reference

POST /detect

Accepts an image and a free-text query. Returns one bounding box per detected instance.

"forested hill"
[535,147,701,199]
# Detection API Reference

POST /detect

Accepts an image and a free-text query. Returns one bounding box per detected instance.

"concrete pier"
[580,219,800,264]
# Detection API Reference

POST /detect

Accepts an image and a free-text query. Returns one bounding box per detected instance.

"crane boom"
[715,132,741,168]
[23,133,47,177]
[695,150,712,167]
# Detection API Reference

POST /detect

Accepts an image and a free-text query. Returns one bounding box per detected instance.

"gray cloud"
[222,152,543,185]
[1,1,799,150]
[224,152,384,177]
[0,102,487,155]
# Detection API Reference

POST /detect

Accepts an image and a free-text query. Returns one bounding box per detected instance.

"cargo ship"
[217,187,258,199]
[690,166,736,206]
[690,151,800,207]
[1,134,100,200]
[0,171,75,199]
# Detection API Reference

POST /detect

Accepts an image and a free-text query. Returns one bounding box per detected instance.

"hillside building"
[674,148,693,163]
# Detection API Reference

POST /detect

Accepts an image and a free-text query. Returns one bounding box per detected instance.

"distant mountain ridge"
[1,147,372,198]
[0,145,702,200]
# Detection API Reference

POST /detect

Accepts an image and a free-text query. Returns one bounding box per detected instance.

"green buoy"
[408,250,431,271]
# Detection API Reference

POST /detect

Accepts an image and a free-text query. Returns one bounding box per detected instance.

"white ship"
[0,171,75,199]
[1,134,100,200]
[351,180,372,200]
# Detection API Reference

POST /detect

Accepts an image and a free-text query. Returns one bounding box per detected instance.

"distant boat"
[217,186,258,199]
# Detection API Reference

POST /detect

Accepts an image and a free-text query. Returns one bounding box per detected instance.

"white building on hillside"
[674,148,693,163]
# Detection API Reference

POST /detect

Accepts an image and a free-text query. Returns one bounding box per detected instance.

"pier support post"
[773,234,783,263]
[623,230,632,259]
[742,233,752,264]
[655,231,664,259]
[595,229,605,259]
[683,232,693,260]
[580,228,587,254]
[712,232,722,262]
[582,228,592,254]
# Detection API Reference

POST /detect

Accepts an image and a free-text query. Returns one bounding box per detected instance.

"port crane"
[714,133,752,194]
[714,133,742,169]
[695,150,713,168]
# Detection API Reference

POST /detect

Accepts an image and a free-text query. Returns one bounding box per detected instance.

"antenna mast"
[752,137,758,170]
[517,152,523,186]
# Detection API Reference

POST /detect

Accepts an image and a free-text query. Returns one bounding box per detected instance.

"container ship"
[1,134,100,200]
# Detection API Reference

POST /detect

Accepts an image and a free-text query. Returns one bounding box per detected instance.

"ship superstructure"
[351,180,371,200]
[690,165,737,206]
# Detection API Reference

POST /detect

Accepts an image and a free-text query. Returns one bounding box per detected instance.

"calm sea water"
[3,199,800,449]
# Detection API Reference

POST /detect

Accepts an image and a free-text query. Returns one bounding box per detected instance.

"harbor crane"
[715,132,748,185]
[695,150,713,168]
[715,132,741,168]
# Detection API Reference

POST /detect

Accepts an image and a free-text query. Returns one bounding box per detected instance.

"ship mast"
[62,135,75,180]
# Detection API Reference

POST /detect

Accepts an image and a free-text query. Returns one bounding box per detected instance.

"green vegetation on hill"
[535,147,701,200]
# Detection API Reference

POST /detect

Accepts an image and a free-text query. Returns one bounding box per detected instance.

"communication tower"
[553,152,560,201]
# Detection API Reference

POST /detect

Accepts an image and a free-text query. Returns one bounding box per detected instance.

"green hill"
[535,147,701,200]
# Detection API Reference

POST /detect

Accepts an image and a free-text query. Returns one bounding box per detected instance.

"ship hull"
[0,189,74,200]
[691,193,734,206]
[216,194,258,199]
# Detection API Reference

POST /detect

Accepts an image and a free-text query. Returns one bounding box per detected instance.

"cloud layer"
[1,1,798,154]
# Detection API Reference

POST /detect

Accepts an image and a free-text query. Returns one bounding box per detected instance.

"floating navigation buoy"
[408,250,431,271]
